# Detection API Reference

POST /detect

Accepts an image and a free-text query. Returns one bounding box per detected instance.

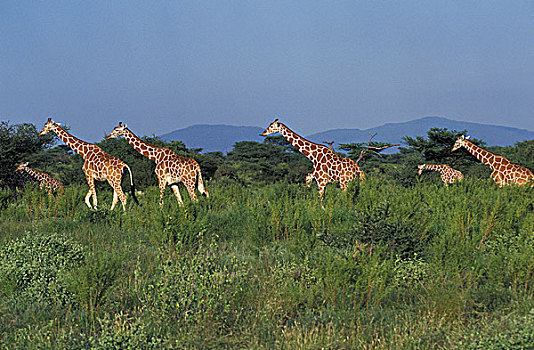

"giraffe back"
[83,147,127,181]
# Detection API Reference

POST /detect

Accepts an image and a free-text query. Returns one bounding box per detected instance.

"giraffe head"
[106,122,128,139]
[261,119,281,136]
[16,162,29,171]
[417,164,425,176]
[39,118,57,135]
[451,135,470,152]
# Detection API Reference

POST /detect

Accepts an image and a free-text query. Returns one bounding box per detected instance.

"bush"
[0,230,84,306]
[457,310,534,349]
[142,239,249,331]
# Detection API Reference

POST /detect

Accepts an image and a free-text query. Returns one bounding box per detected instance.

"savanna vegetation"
[0,121,533,349]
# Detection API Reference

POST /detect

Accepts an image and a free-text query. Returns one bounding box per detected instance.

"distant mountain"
[307,116,534,148]
[161,117,534,153]
[160,124,264,153]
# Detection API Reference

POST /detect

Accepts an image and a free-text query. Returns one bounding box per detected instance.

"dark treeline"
[1,121,533,191]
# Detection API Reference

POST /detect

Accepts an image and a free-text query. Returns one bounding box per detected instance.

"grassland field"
[0,176,533,349]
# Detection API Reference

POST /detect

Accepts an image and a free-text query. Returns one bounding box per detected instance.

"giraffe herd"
[15,118,534,210]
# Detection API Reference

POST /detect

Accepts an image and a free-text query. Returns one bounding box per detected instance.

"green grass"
[0,177,533,349]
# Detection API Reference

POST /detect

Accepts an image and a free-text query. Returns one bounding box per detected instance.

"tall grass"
[0,177,533,348]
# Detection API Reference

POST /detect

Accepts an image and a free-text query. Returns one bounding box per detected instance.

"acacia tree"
[339,136,398,165]
[401,128,485,167]
[0,121,56,189]
[226,139,310,184]
[401,127,490,180]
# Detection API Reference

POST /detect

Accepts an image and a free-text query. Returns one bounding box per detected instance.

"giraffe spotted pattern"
[107,122,208,206]
[39,118,139,210]
[452,135,534,187]
[418,164,463,186]
[16,162,64,194]
[261,119,364,199]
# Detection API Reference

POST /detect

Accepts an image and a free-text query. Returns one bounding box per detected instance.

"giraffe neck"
[277,123,325,160]
[122,128,164,163]
[423,164,448,174]
[51,124,93,158]
[462,140,501,170]
[21,167,44,180]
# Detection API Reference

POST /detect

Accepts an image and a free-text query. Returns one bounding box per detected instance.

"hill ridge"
[161,117,534,153]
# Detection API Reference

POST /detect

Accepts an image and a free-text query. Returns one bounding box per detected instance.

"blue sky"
[1,1,533,141]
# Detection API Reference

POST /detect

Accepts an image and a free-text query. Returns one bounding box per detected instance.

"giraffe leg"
[339,175,351,192]
[115,178,128,211]
[305,173,314,187]
[118,189,127,211]
[109,178,127,211]
[171,184,184,206]
[85,176,96,209]
[84,190,93,209]
[316,179,328,202]
[492,172,505,188]
[111,189,119,211]
[184,180,198,202]
[92,186,98,209]
[159,178,166,207]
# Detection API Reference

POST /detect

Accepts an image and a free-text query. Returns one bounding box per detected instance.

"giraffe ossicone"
[452,134,534,187]
[106,122,209,206]
[261,119,364,200]
[39,118,139,210]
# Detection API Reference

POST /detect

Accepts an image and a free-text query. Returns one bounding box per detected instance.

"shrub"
[456,310,534,349]
[0,230,84,306]
[142,239,249,331]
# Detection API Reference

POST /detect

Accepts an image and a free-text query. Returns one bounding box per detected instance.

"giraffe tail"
[124,165,141,206]
[196,167,209,198]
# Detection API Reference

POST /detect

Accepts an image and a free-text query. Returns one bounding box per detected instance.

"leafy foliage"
[0,122,56,189]
[227,140,310,184]
[142,239,248,330]
[0,230,84,306]
[402,127,484,167]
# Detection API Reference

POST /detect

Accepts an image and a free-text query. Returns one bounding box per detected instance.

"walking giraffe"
[106,122,208,206]
[16,162,64,194]
[452,135,534,187]
[39,118,139,210]
[417,164,463,187]
[261,119,364,199]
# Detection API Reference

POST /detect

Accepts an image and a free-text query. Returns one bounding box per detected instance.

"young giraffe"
[16,162,64,195]
[417,164,464,187]
[106,122,208,206]
[452,135,534,187]
[261,119,364,199]
[39,118,139,210]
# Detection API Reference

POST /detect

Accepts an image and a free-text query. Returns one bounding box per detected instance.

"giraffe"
[106,122,209,206]
[16,162,64,195]
[39,118,139,210]
[452,135,534,187]
[417,164,464,187]
[261,119,364,199]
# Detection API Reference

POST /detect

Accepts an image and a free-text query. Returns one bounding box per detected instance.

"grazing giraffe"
[417,164,464,187]
[106,122,208,206]
[261,119,364,199]
[39,118,139,210]
[16,162,64,194]
[452,135,534,187]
